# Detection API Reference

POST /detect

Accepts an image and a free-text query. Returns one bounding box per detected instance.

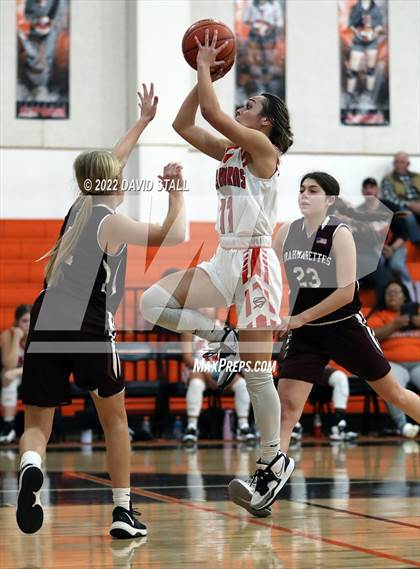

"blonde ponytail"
[39,150,121,287]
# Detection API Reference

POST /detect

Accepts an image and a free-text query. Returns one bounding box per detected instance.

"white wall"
[1,0,419,221]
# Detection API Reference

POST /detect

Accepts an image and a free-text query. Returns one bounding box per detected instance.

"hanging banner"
[339,0,389,125]
[235,0,286,108]
[16,0,70,119]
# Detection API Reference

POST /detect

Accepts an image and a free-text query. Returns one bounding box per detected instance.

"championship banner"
[16,0,70,119]
[235,0,286,108]
[339,0,389,125]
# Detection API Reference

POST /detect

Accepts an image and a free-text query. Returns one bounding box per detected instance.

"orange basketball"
[182,19,236,76]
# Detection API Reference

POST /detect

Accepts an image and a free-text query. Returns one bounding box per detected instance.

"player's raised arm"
[195,29,277,161]
[112,83,158,169]
[100,162,186,249]
[172,84,231,161]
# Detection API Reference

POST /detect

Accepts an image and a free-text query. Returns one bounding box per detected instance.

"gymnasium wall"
[1,0,419,222]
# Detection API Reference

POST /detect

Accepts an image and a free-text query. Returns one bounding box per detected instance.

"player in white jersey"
[141,29,294,510]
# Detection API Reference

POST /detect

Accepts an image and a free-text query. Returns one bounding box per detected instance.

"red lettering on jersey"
[240,169,246,189]
[226,167,234,186]
[216,166,247,190]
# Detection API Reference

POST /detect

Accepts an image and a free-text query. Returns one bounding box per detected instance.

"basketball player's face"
[235,96,266,129]
[298,179,334,216]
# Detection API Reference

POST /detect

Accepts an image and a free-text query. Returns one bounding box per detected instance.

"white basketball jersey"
[244,1,283,28]
[215,146,280,241]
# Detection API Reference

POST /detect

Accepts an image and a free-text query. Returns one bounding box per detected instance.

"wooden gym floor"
[0,439,419,569]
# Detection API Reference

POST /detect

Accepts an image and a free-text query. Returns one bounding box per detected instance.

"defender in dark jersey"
[16,84,186,538]
[229,171,420,517]
[274,171,419,453]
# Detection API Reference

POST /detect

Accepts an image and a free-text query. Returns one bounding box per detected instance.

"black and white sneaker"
[110,502,147,539]
[228,478,272,518]
[250,452,295,510]
[0,422,16,444]
[182,426,198,445]
[214,328,240,390]
[16,464,44,534]
[236,426,257,444]
[329,420,358,443]
[290,422,303,443]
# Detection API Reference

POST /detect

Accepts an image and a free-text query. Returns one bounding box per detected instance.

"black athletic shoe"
[16,464,44,534]
[250,452,295,510]
[236,426,257,444]
[203,328,240,391]
[0,422,16,444]
[182,426,198,445]
[110,502,147,539]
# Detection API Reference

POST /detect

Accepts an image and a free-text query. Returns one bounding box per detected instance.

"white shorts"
[198,245,282,329]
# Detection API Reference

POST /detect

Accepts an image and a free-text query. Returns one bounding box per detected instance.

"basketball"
[182,19,236,76]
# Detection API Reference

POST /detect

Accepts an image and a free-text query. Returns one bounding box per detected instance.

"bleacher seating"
[1,219,418,431]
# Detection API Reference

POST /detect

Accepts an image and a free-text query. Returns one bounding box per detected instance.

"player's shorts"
[21,294,124,407]
[198,244,282,329]
[351,39,378,52]
[279,312,390,384]
[249,28,277,47]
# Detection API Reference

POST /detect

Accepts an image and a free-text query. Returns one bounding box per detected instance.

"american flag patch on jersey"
[316,237,328,245]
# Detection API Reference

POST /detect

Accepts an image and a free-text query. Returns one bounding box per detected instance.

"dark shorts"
[21,297,124,407]
[279,313,390,384]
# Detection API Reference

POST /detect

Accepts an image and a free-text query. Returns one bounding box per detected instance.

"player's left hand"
[158,162,184,192]
[138,83,158,123]
[195,29,228,70]
[277,314,306,336]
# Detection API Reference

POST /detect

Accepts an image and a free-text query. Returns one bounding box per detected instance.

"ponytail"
[41,195,93,286]
[39,150,121,287]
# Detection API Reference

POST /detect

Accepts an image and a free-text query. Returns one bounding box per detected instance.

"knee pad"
[346,68,356,79]
[367,67,375,76]
[139,284,180,325]
[1,378,20,407]
[328,370,349,408]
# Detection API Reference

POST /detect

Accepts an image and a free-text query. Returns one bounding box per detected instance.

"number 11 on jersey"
[219,196,233,234]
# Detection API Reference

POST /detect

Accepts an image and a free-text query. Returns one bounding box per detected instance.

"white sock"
[231,377,250,427]
[187,417,198,430]
[244,369,280,463]
[140,284,224,341]
[112,488,131,510]
[20,451,42,470]
[328,370,349,409]
[186,377,205,420]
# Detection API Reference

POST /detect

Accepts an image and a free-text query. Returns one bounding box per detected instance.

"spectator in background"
[381,152,420,245]
[0,305,31,444]
[181,308,255,446]
[367,281,420,438]
[357,177,414,298]
[290,366,358,445]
